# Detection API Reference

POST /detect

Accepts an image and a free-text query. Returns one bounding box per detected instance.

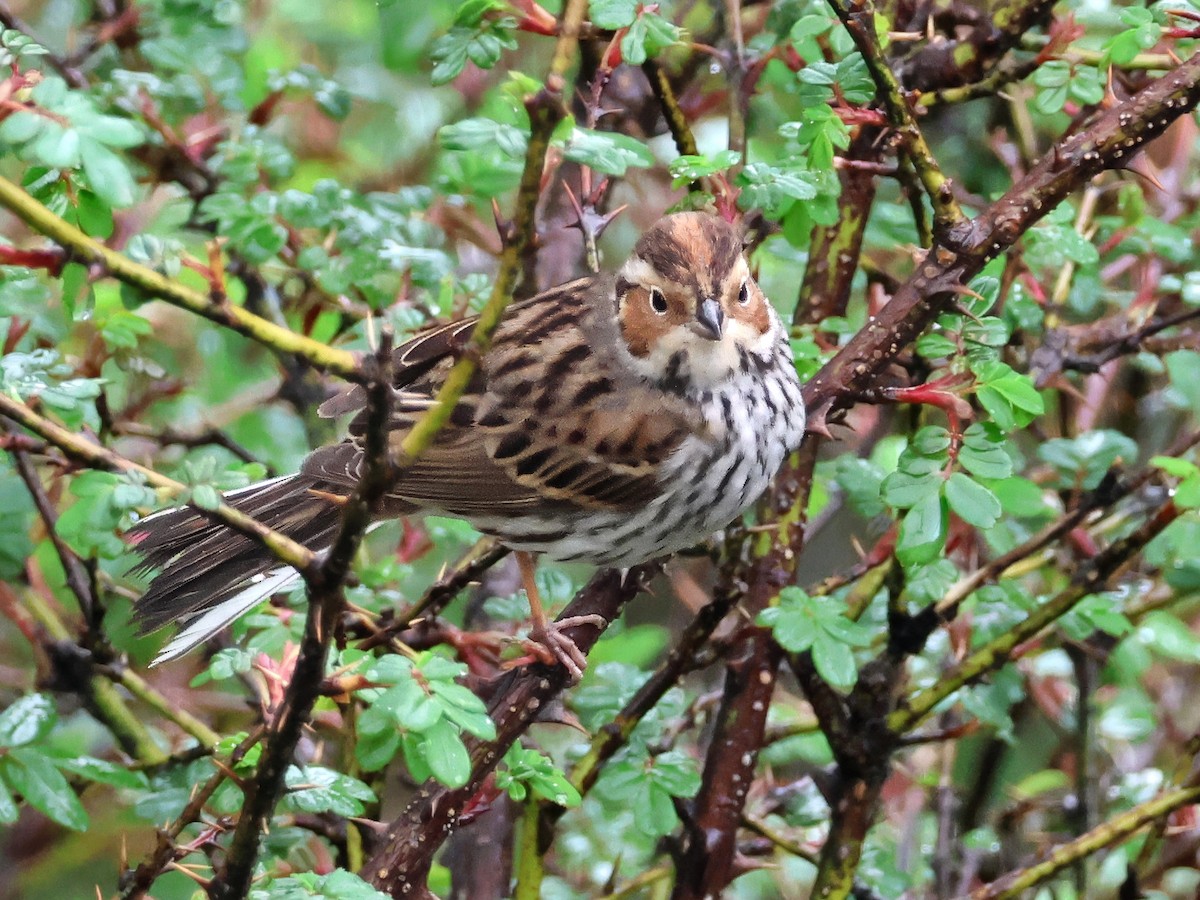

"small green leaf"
[2,748,88,830]
[757,587,871,685]
[650,749,701,797]
[590,0,638,29]
[0,694,56,747]
[283,766,376,816]
[51,755,150,789]
[81,141,136,208]
[959,423,1014,480]
[620,11,682,65]
[420,717,471,788]
[0,773,16,824]
[562,128,654,175]
[834,456,886,518]
[897,491,946,566]
[812,633,857,689]
[1152,456,1200,479]
[497,746,581,807]
[1176,476,1200,509]
[251,869,393,899]
[882,468,941,509]
[669,150,741,186]
[944,473,1001,529]
[915,332,957,359]
[974,360,1044,429]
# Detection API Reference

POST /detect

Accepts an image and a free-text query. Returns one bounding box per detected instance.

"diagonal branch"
[801,50,1200,426]
[0,176,361,381]
[0,393,316,573]
[971,780,1200,899]
[390,0,587,469]
[890,499,1182,735]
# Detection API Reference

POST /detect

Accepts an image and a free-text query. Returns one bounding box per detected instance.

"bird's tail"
[127,474,344,665]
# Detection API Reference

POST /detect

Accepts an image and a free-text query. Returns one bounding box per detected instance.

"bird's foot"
[503,614,607,683]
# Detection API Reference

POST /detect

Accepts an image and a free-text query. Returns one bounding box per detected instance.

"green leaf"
[944,473,1001,529]
[757,587,871,686]
[251,869,393,899]
[916,331,957,359]
[1138,611,1200,662]
[562,128,654,176]
[497,746,581,807]
[1166,351,1200,415]
[81,141,136,208]
[51,755,150,789]
[669,150,741,186]
[834,456,886,518]
[1060,593,1131,641]
[973,360,1044,430]
[737,161,820,217]
[0,693,56,747]
[620,11,681,65]
[282,766,376,816]
[190,484,221,510]
[881,468,941,509]
[990,477,1054,520]
[959,423,1014,480]
[590,0,638,29]
[904,560,958,607]
[1152,456,1200,479]
[2,748,88,830]
[439,117,528,158]
[1038,430,1138,490]
[0,773,16,824]
[637,782,679,836]
[649,749,701,797]
[429,17,518,85]
[420,717,471,788]
[811,632,857,689]
[1176,476,1200,509]
[960,667,1025,741]
[355,725,401,772]
[897,491,946,566]
[910,426,951,456]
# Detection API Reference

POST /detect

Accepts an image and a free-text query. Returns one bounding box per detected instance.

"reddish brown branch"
[801,51,1200,428]
[671,627,782,899]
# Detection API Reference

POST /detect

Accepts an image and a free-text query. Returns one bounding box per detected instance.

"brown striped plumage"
[129,212,806,664]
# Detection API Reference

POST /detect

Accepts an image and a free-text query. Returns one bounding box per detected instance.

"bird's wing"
[303,275,701,515]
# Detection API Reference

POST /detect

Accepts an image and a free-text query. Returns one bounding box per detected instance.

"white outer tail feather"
[150,566,301,666]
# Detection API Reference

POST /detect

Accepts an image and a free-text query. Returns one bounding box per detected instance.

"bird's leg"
[513,550,605,682]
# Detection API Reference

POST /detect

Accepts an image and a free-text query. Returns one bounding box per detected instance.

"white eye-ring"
[738,281,751,305]
[649,287,668,314]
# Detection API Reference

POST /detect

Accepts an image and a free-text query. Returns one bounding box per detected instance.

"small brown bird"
[130,212,806,670]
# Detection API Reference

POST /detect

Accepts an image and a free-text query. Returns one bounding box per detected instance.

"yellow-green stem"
[0,175,360,380]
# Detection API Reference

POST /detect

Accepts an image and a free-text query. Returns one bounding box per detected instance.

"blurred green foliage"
[0,0,1196,897]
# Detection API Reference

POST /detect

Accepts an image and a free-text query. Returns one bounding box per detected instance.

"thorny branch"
[0,0,1197,896]
[802,50,1200,427]
[209,333,397,898]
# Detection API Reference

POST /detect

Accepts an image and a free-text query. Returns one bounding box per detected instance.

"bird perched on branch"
[129,211,807,674]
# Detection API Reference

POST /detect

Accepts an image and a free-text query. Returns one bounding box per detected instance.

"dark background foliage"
[0,0,1199,897]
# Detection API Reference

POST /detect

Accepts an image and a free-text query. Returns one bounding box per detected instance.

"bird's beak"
[695,298,724,341]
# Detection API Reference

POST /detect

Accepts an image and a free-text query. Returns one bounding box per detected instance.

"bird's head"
[614,211,779,392]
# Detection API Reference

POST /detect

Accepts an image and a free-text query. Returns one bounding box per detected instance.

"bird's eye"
[649,288,668,314]
[738,281,751,306]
